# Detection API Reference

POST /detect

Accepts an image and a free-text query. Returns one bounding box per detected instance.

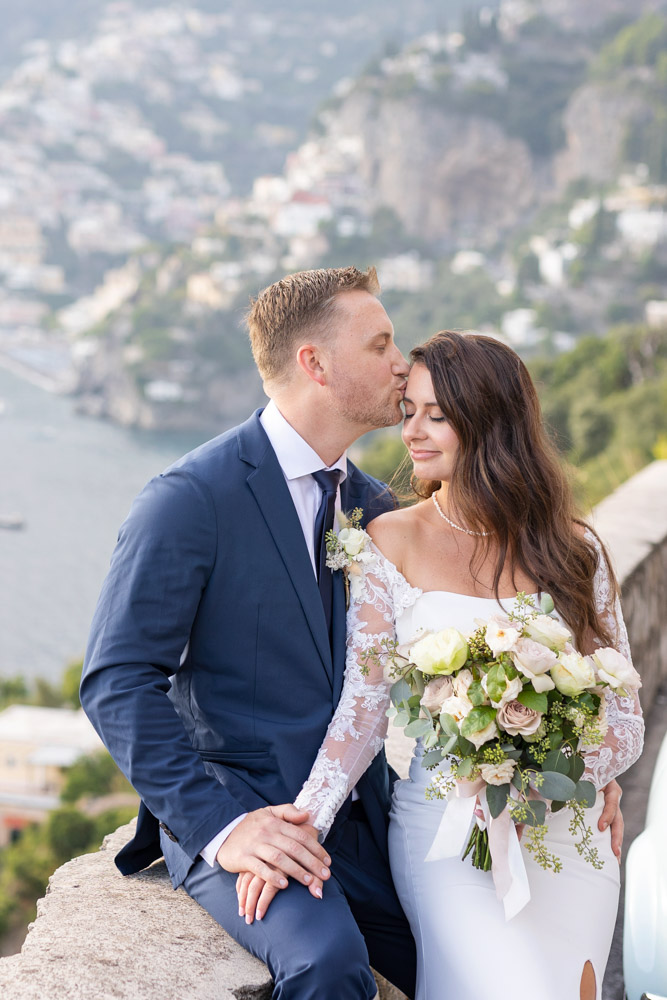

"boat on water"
[0,513,25,530]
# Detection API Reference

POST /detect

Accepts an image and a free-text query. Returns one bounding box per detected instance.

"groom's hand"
[216,803,330,891]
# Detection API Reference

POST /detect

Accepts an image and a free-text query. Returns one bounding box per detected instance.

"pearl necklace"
[431,492,492,537]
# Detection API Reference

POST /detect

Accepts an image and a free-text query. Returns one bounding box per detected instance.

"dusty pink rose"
[496,699,543,737]
[421,676,454,715]
[511,637,557,693]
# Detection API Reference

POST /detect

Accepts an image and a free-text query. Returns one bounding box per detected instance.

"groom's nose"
[391,345,409,377]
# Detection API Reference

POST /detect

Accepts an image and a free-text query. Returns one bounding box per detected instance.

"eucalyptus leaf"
[423,729,439,749]
[569,755,585,782]
[457,757,474,778]
[460,706,497,738]
[517,689,548,713]
[422,748,445,768]
[393,710,411,728]
[574,780,597,808]
[542,748,570,774]
[390,678,412,708]
[523,799,547,827]
[439,712,460,736]
[550,800,566,813]
[486,783,510,818]
[533,770,576,801]
[404,718,433,738]
[439,734,458,754]
[458,736,476,755]
[540,593,555,614]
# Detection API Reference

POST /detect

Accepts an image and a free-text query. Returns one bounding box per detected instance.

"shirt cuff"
[200,813,247,868]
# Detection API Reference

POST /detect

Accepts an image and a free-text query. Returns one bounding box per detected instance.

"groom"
[81,266,418,999]
[81,265,623,1000]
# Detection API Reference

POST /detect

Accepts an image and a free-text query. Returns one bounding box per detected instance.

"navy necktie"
[312,468,341,638]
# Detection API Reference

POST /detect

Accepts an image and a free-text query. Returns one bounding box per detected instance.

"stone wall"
[1,462,666,999]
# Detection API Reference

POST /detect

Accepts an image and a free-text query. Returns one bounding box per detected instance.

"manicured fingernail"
[257,911,263,920]
[324,856,331,865]
[245,915,252,924]
[304,873,312,883]
[321,867,329,878]
[238,907,244,917]
[279,878,288,888]
[315,887,322,899]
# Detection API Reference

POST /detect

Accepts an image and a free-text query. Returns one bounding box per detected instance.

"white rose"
[525,614,571,651]
[511,637,557,693]
[466,718,499,749]
[481,672,523,708]
[440,694,474,724]
[485,617,521,656]
[479,760,517,786]
[338,527,367,557]
[410,629,469,676]
[591,647,642,693]
[451,668,474,700]
[550,651,596,696]
[421,676,454,715]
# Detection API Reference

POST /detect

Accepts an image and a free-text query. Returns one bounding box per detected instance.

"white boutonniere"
[325,508,375,608]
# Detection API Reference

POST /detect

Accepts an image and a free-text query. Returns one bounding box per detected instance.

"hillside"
[1,0,667,437]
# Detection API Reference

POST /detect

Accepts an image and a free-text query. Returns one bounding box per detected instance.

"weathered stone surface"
[0,821,407,999]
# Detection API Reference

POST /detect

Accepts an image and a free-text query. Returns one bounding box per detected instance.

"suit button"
[159,821,178,843]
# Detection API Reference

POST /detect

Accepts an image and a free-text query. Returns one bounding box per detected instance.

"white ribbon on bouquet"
[424,778,531,921]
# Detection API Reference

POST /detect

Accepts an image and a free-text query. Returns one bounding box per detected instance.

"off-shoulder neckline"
[367,539,539,603]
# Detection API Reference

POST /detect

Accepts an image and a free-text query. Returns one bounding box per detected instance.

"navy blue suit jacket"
[81,409,397,887]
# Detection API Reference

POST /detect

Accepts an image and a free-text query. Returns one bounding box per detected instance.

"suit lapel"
[239,413,334,688]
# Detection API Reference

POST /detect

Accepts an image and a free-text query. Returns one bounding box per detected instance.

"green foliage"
[61,660,83,709]
[60,750,127,803]
[592,13,667,78]
[356,432,410,496]
[46,808,97,865]
[0,677,29,710]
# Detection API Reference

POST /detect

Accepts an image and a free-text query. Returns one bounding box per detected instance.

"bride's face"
[402,363,459,481]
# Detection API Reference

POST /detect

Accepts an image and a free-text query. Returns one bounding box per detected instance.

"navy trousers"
[182,808,417,1000]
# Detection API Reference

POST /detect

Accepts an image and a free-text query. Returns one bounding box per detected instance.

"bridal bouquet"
[368,593,641,879]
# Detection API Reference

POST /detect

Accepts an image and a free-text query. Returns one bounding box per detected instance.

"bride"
[252,332,643,999]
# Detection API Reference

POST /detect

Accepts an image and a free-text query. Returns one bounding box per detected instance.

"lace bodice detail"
[295,535,644,838]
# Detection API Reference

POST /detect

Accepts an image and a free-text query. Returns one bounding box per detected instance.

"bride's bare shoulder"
[367,504,423,571]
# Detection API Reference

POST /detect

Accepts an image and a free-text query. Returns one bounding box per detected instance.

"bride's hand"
[236,868,325,923]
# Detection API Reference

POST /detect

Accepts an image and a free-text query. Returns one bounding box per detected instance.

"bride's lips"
[409,449,439,461]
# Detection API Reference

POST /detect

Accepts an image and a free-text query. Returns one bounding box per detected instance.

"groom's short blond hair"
[247,266,380,386]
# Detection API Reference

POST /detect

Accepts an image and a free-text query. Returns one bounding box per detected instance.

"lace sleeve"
[582,529,644,789]
[294,545,420,839]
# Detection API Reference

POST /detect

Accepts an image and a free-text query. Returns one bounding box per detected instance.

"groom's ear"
[296,344,326,386]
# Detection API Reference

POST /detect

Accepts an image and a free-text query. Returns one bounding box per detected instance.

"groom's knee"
[271,915,377,1000]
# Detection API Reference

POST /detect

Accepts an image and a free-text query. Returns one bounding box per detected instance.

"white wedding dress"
[295,535,644,1000]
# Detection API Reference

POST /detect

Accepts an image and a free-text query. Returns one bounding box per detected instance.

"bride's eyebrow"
[403,396,440,407]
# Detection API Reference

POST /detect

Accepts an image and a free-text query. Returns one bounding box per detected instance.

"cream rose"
[481,672,523,708]
[338,526,367,557]
[451,668,474,700]
[525,614,571,651]
[591,647,642,693]
[496,699,543,737]
[550,651,596,696]
[479,760,517,786]
[440,693,474,724]
[466,717,499,749]
[410,629,469,676]
[485,617,521,656]
[511,637,557,693]
[421,676,454,715]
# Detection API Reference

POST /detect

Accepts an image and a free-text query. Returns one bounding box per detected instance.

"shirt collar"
[260,400,348,483]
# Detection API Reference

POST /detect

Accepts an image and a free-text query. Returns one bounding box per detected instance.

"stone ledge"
[0,820,405,1000]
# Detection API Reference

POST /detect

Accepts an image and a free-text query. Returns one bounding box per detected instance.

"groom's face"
[324,290,408,431]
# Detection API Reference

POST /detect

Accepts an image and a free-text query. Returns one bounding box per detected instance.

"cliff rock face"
[331,92,537,247]
[554,82,648,191]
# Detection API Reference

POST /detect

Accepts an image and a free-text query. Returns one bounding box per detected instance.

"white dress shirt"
[200,401,348,867]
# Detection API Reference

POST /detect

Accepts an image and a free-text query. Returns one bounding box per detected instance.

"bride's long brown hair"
[409,331,616,651]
